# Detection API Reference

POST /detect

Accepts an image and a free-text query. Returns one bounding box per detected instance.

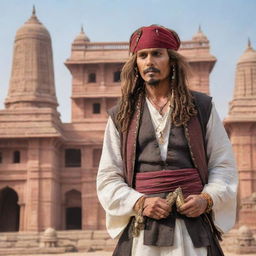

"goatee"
[146,79,160,87]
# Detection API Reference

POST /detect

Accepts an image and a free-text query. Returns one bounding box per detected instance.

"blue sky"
[0,0,255,121]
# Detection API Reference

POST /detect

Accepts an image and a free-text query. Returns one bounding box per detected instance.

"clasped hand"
[140,195,207,220]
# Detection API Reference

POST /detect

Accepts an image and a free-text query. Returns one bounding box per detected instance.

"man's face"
[136,48,170,86]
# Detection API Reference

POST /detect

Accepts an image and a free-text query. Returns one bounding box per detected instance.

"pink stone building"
[225,39,256,231]
[0,9,255,243]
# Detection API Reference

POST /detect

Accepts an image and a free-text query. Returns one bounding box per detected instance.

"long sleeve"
[203,103,238,232]
[97,117,144,238]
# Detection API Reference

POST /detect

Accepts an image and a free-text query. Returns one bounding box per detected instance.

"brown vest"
[136,102,194,173]
[108,90,212,187]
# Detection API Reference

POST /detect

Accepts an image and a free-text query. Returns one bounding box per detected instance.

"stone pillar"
[82,146,98,229]
[25,138,60,231]
[25,139,40,231]
[18,202,25,231]
[38,139,60,231]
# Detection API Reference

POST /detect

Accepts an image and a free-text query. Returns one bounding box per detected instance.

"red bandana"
[129,25,180,53]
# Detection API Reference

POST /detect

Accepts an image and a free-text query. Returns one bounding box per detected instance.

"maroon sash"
[135,168,203,197]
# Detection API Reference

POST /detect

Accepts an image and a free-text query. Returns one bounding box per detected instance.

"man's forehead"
[137,48,167,54]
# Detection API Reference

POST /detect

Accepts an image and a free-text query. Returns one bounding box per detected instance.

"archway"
[65,190,81,230]
[0,187,20,231]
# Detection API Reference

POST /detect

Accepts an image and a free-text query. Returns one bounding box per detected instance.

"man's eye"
[153,51,161,56]
[138,53,147,59]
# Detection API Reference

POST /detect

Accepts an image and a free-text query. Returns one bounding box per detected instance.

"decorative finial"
[32,5,36,16]
[198,25,202,33]
[248,38,252,49]
[81,25,84,34]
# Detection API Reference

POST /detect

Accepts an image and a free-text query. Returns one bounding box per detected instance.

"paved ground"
[11,251,112,256]
[16,251,256,256]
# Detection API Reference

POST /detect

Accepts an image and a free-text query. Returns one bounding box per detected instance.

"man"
[97,25,237,256]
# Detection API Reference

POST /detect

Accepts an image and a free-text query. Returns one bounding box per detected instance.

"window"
[93,103,101,114]
[93,149,102,167]
[65,149,81,167]
[13,151,20,163]
[113,71,121,82]
[0,152,2,164]
[88,73,96,83]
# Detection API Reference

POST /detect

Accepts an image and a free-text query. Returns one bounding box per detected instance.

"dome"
[238,225,253,237]
[15,6,50,41]
[192,26,208,42]
[73,26,90,43]
[44,227,57,238]
[238,39,256,64]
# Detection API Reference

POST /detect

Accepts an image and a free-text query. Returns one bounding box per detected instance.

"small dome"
[238,225,253,237]
[238,39,256,64]
[192,26,208,42]
[44,227,57,238]
[15,6,50,41]
[73,26,90,43]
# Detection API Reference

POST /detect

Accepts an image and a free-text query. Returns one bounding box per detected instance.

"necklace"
[146,98,171,145]
[147,96,170,116]
[146,92,174,145]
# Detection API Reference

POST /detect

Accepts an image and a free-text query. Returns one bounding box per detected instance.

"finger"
[143,205,169,218]
[145,209,169,220]
[184,195,194,203]
[179,200,195,212]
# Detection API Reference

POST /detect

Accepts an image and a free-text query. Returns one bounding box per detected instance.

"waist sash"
[135,168,203,197]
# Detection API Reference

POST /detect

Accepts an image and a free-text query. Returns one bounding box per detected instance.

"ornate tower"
[65,26,127,126]
[0,8,63,232]
[5,6,58,109]
[225,40,256,228]
[179,26,216,95]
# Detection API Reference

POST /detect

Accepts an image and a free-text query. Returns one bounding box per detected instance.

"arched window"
[13,151,20,163]
[65,190,82,230]
[88,72,96,83]
[0,187,20,232]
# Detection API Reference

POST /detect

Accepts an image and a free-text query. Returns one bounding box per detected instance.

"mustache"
[143,67,160,74]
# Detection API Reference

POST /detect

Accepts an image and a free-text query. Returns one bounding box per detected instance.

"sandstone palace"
[0,8,256,255]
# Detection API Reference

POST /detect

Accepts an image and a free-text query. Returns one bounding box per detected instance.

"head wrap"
[129,25,180,53]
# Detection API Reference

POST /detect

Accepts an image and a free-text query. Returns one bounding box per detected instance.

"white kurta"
[97,102,237,256]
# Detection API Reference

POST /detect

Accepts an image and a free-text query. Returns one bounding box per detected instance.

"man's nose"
[145,54,154,66]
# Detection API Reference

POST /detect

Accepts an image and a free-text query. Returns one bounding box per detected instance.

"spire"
[32,5,36,16]
[73,25,90,43]
[248,38,252,49]
[192,25,208,42]
[198,25,202,33]
[81,25,84,34]
[26,5,41,24]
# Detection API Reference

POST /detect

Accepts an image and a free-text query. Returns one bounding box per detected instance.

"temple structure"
[0,8,255,255]
[225,39,256,230]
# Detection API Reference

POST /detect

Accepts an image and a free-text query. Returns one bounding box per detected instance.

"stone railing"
[73,42,129,51]
[72,40,209,51]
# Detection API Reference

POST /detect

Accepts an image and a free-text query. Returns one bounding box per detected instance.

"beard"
[146,78,160,87]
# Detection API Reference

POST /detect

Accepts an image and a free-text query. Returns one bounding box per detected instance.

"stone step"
[0,247,67,255]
